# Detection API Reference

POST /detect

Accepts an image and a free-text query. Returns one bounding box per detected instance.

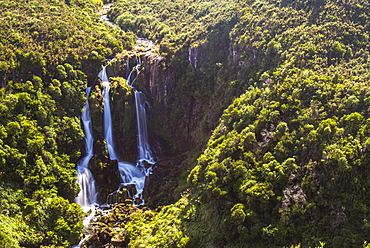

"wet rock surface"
[80,203,155,248]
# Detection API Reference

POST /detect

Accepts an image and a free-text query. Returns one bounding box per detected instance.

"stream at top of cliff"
[98,2,116,27]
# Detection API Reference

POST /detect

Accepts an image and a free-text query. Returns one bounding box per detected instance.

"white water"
[75,166,96,210]
[126,57,142,87]
[124,58,155,204]
[134,90,155,172]
[118,161,145,200]
[100,58,155,206]
[72,233,92,248]
[99,3,116,27]
[75,87,97,211]
[127,57,155,171]
[99,66,118,161]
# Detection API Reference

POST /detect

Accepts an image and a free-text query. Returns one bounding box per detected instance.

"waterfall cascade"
[99,58,155,206]
[75,87,97,211]
[100,66,118,161]
[134,90,155,171]
[127,57,155,170]
[74,4,160,247]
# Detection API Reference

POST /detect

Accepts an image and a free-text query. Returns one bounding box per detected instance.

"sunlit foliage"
[107,0,370,247]
[0,0,133,246]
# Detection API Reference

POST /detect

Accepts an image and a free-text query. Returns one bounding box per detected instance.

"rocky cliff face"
[139,41,236,156]
[87,29,238,205]
[131,39,240,205]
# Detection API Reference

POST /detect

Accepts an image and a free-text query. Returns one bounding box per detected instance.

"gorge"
[1,0,370,247]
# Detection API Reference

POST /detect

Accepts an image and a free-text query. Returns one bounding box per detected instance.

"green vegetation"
[0,0,133,246]
[103,0,370,247]
[186,72,370,247]
[1,0,370,247]
[108,0,241,153]
[82,201,189,247]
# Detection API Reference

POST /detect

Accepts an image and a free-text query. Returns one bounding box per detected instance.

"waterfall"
[134,90,155,172]
[126,57,142,87]
[99,66,118,161]
[100,57,155,206]
[114,89,155,205]
[118,161,146,202]
[123,57,155,205]
[75,87,97,211]
[126,57,155,172]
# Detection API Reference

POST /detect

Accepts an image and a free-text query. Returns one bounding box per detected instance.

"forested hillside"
[1,0,370,247]
[0,0,132,246]
[104,0,370,247]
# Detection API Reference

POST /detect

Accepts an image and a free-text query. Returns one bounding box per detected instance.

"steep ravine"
[79,0,262,245]
[74,5,181,245]
[95,41,233,207]
[95,0,370,247]
[75,3,236,245]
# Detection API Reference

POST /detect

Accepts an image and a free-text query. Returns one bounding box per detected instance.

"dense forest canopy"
[105,0,370,247]
[0,0,133,246]
[1,0,370,247]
